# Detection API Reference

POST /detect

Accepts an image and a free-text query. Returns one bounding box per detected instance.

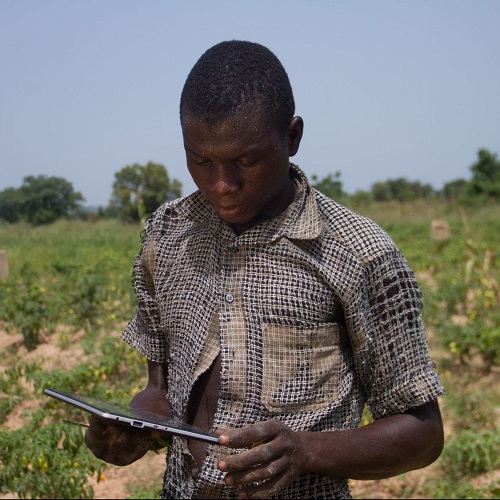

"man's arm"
[217,399,443,499]
[84,360,172,466]
[129,360,171,413]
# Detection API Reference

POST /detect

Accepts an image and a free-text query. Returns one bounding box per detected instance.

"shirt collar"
[179,163,322,243]
[255,163,322,242]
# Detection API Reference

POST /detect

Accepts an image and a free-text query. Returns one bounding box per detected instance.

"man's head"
[180,40,303,234]
[180,40,295,134]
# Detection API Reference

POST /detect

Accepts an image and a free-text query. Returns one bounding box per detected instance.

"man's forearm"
[299,400,443,480]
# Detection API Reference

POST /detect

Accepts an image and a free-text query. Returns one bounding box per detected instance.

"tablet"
[44,387,219,444]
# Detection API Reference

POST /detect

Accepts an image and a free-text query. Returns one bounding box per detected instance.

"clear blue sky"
[1,0,499,206]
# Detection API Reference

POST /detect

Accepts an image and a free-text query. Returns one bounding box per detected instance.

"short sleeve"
[346,250,444,419]
[121,211,169,363]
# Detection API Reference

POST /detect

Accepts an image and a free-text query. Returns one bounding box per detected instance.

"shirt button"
[225,293,235,303]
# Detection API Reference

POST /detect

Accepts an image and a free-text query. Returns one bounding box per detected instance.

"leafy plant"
[423,477,500,499]
[436,238,499,368]
[441,429,500,479]
[0,413,104,499]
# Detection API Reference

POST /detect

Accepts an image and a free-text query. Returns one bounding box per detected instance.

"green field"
[0,201,499,498]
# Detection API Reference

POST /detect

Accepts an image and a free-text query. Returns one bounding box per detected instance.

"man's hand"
[215,400,444,498]
[84,383,172,466]
[84,416,160,466]
[217,420,308,499]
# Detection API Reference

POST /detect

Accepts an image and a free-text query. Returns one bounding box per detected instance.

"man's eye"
[192,159,211,167]
[235,161,254,168]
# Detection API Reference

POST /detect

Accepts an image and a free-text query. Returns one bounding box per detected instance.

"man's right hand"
[84,416,159,466]
[84,384,173,466]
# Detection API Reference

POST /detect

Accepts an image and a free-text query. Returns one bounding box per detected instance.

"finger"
[224,454,289,487]
[85,418,110,450]
[218,420,282,449]
[88,415,107,434]
[239,468,291,499]
[219,441,278,473]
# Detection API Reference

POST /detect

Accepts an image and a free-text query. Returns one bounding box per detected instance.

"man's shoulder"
[312,189,397,262]
[142,191,211,239]
[148,191,206,224]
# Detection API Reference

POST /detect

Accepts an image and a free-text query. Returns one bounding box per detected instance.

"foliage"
[0,175,84,225]
[1,205,499,498]
[433,234,499,369]
[442,178,468,200]
[441,429,500,479]
[0,327,148,498]
[0,415,104,499]
[2,277,49,351]
[442,384,497,433]
[371,177,435,202]
[467,148,500,199]
[109,162,182,223]
[311,171,344,200]
[311,147,499,205]
[0,220,140,351]
[347,189,373,210]
[127,485,162,499]
[0,187,21,223]
[423,478,500,499]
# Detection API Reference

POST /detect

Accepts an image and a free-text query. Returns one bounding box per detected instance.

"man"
[85,40,444,499]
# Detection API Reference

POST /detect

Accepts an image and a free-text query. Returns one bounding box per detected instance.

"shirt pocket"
[262,323,342,413]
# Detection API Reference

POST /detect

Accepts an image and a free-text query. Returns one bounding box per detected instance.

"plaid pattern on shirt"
[122,164,444,499]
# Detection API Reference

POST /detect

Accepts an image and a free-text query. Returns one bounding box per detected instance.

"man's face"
[182,109,303,234]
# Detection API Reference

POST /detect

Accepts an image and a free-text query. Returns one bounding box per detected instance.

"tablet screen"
[44,387,219,443]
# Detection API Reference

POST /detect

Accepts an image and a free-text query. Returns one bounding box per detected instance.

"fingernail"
[219,435,229,445]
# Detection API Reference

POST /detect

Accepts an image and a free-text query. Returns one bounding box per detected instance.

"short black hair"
[180,40,295,134]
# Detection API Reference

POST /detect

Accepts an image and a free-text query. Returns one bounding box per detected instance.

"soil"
[88,452,166,499]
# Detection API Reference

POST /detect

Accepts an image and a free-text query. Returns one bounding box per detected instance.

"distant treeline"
[312,148,500,205]
[0,149,498,226]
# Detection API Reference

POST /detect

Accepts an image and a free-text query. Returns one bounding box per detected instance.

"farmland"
[0,200,499,499]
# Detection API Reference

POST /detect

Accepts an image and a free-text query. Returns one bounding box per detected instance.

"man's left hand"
[217,420,307,499]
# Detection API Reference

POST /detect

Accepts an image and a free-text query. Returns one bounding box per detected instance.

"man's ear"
[287,116,304,157]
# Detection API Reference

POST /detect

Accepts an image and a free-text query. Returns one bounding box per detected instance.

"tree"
[442,178,468,200]
[110,162,182,222]
[467,148,500,199]
[0,176,84,225]
[311,171,344,200]
[20,176,84,225]
[371,177,434,202]
[0,187,22,223]
[348,189,373,208]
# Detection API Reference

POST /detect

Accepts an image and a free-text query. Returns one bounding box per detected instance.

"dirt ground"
[88,451,166,499]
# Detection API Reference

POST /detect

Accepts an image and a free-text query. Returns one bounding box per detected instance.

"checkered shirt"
[122,164,444,499]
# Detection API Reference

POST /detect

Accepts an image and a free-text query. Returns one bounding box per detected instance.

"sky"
[1,0,499,207]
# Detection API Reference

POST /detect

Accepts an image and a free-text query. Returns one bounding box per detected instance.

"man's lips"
[213,203,244,217]
[215,204,240,212]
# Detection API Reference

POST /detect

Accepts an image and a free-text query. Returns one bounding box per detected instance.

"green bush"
[0,413,104,499]
[442,430,500,479]
[424,478,500,499]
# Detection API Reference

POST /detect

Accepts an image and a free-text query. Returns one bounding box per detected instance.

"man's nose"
[210,164,240,197]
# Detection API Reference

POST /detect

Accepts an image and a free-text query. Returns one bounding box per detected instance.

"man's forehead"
[181,106,275,134]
